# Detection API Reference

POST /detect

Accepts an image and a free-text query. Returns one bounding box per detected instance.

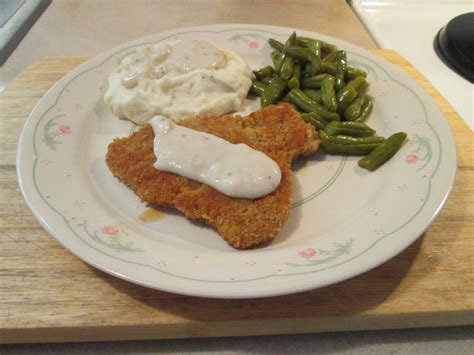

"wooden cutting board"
[0,50,472,344]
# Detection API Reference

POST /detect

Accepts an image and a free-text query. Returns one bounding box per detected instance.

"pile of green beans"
[249,32,406,171]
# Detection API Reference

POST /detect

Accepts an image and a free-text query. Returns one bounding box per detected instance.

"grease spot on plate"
[139,208,165,222]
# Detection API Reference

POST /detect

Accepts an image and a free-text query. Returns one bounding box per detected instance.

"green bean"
[320,41,339,54]
[302,111,328,123]
[302,74,329,89]
[346,67,367,80]
[336,86,358,115]
[261,76,273,85]
[301,112,327,130]
[283,46,318,63]
[320,131,380,155]
[250,81,266,96]
[253,66,273,80]
[286,32,297,46]
[288,63,301,89]
[303,89,322,103]
[344,96,364,121]
[304,38,322,58]
[319,61,337,75]
[283,46,321,73]
[357,81,369,95]
[268,38,284,51]
[297,37,338,54]
[355,97,373,122]
[281,33,297,60]
[280,57,295,80]
[321,75,338,112]
[321,50,339,63]
[261,77,287,107]
[335,51,347,92]
[271,50,284,73]
[345,76,367,92]
[294,37,311,47]
[319,62,367,79]
[286,89,340,121]
[358,132,407,171]
[322,141,379,155]
[277,32,297,78]
[337,78,367,116]
[325,121,375,137]
[303,62,317,77]
[323,134,385,145]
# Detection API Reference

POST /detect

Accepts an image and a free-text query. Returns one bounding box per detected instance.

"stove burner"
[434,12,474,83]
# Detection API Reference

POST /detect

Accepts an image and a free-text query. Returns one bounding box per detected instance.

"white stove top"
[350,0,473,130]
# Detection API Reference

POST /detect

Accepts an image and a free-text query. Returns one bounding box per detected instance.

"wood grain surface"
[0,50,472,344]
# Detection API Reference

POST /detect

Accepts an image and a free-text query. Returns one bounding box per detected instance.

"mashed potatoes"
[104,40,254,125]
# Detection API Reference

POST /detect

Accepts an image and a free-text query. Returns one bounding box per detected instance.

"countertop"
[349,0,473,130]
[0,0,472,353]
[0,0,376,91]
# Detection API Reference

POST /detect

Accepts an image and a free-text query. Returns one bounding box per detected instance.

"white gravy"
[151,116,282,199]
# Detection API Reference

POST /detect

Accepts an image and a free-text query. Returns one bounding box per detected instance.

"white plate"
[17,24,456,298]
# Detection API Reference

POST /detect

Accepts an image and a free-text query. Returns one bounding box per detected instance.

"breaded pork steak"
[106,103,319,249]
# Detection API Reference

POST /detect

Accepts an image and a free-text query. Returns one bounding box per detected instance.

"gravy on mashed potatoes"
[104,40,254,125]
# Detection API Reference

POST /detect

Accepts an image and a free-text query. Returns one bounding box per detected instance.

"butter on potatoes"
[104,40,254,125]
